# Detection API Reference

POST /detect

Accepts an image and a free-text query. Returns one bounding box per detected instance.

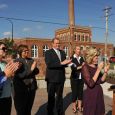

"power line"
[0,16,68,26]
[91,26,115,33]
[0,16,115,33]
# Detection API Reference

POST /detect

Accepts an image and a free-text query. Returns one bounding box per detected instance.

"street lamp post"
[0,17,14,47]
[6,19,14,45]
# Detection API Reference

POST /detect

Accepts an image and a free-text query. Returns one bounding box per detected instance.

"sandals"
[77,107,83,112]
[72,108,77,113]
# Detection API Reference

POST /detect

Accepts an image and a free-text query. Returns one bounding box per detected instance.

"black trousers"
[47,82,64,115]
[14,89,36,115]
[70,78,84,102]
[0,96,12,115]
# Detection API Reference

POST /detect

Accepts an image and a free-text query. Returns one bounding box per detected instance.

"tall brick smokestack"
[68,0,75,27]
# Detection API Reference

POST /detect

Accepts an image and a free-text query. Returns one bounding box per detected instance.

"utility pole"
[103,6,111,65]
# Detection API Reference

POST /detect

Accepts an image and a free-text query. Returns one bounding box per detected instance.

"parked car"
[109,56,115,63]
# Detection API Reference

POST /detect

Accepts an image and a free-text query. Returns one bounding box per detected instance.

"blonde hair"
[85,47,100,64]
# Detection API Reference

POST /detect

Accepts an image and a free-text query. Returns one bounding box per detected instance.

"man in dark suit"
[45,38,71,115]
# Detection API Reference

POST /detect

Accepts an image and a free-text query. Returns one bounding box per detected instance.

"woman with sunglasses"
[0,42,20,115]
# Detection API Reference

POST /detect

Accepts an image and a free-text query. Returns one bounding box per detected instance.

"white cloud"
[3,31,11,36]
[0,4,8,9]
[23,27,31,32]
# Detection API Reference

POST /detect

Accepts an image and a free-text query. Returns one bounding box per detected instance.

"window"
[77,35,80,41]
[43,45,49,56]
[31,45,38,58]
[85,36,88,42]
[74,34,77,41]
[81,35,84,41]
[64,46,69,57]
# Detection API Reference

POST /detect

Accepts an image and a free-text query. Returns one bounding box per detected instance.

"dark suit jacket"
[45,48,66,83]
[13,57,39,93]
[71,56,84,79]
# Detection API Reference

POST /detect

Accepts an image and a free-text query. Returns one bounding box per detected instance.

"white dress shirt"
[53,48,61,61]
[73,54,82,79]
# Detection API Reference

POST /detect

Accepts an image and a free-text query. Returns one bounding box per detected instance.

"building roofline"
[55,25,91,32]
[14,37,52,41]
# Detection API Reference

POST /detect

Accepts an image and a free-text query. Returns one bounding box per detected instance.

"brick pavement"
[11,87,112,115]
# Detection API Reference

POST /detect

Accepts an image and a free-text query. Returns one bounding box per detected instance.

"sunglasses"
[0,47,7,52]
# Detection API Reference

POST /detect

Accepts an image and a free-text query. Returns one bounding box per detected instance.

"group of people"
[0,37,110,115]
[45,38,110,115]
[0,42,39,115]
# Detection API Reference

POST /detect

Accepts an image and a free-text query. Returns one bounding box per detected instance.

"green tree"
[3,38,17,56]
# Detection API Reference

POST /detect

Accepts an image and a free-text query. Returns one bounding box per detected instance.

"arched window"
[43,45,49,56]
[85,36,88,42]
[74,34,77,41]
[31,45,38,58]
[77,35,80,41]
[81,35,84,41]
[64,46,69,57]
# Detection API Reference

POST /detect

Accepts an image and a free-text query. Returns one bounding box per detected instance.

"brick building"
[10,0,115,77]
[13,24,114,78]
[0,0,114,78]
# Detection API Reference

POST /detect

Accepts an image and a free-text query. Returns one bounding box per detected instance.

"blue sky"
[0,0,115,45]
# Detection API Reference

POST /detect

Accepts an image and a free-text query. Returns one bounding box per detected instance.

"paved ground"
[11,69,114,115]
[11,86,113,115]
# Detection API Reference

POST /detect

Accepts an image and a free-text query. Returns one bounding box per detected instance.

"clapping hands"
[104,63,110,73]
[4,61,20,77]
[98,62,104,71]
[98,61,110,73]
[31,61,37,71]
[61,59,72,65]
